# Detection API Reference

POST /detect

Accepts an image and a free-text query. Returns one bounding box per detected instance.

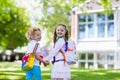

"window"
[107,53,114,60]
[107,22,114,37]
[80,62,85,68]
[88,14,94,22]
[97,13,105,21]
[97,53,105,60]
[88,24,94,38]
[107,13,114,20]
[79,24,86,39]
[80,54,86,60]
[79,14,86,22]
[97,23,105,37]
[78,12,114,40]
[88,53,93,60]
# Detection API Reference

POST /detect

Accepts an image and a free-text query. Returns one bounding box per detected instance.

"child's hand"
[43,60,49,67]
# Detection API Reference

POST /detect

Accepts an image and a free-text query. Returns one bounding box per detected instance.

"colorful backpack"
[60,38,78,65]
[21,43,39,71]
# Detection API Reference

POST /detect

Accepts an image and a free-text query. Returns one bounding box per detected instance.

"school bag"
[60,38,78,65]
[21,43,39,71]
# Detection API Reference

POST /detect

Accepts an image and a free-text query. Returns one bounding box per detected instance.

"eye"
[57,29,59,31]
[37,34,40,36]
[61,30,63,32]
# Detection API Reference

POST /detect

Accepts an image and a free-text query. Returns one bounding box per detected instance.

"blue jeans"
[26,65,42,80]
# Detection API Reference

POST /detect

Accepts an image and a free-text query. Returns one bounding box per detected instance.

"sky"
[15,0,43,26]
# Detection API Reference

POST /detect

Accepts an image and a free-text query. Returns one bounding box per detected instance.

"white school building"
[71,0,120,69]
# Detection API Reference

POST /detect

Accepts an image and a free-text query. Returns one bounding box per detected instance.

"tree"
[38,0,114,44]
[0,0,30,50]
[38,0,86,44]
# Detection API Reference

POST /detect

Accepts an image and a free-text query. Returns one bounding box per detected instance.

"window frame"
[78,12,115,41]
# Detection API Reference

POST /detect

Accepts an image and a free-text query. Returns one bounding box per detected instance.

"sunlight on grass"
[108,70,120,73]
[71,69,90,72]
[1,62,120,80]
[114,78,120,80]
[92,72,106,75]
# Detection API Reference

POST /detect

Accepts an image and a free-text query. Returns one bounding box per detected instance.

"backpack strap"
[58,40,68,65]
[32,43,39,54]
[68,48,72,51]
[52,38,67,65]
[59,49,66,65]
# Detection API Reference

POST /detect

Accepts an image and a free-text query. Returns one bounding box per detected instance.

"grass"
[1,62,120,80]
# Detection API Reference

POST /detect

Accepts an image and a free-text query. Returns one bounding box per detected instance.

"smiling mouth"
[58,33,62,35]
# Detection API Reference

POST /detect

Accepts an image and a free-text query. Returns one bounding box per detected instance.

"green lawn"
[0,62,120,80]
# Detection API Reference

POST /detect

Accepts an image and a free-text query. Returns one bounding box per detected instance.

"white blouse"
[44,38,66,61]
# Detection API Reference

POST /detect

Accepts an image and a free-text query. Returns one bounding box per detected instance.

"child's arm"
[34,52,44,62]
[35,52,49,66]
[44,38,65,61]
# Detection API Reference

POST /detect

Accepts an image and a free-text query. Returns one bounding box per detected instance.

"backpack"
[60,38,78,65]
[21,43,39,71]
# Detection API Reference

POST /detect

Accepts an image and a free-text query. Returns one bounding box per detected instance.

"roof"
[72,0,120,13]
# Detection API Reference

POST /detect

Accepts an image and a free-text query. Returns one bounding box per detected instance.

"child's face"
[32,31,41,41]
[56,25,66,37]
